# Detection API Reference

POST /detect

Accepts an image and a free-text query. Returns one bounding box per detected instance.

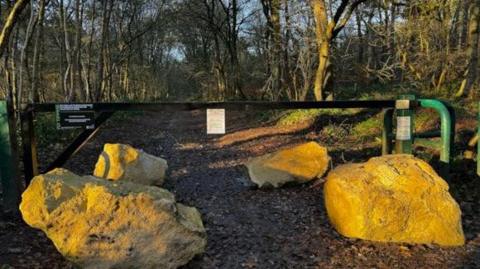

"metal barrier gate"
[0,97,455,213]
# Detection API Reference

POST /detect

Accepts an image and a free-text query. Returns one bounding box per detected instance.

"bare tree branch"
[332,0,368,39]
[0,0,29,58]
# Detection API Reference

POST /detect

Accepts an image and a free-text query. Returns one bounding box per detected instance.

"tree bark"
[283,0,292,98]
[272,0,281,99]
[459,0,470,49]
[74,0,85,101]
[355,8,363,64]
[0,0,29,59]
[310,0,366,100]
[311,0,331,101]
[456,0,480,98]
[30,0,46,103]
[94,0,114,101]
[18,0,37,104]
[85,0,97,101]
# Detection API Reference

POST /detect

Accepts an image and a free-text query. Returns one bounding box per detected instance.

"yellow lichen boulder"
[94,143,168,186]
[324,154,465,246]
[20,168,206,269]
[246,142,330,188]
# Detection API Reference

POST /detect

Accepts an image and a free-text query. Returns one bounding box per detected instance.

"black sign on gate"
[56,104,95,130]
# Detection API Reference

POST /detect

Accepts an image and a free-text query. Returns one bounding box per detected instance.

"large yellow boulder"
[20,169,206,269]
[246,142,330,188]
[324,154,465,246]
[94,143,168,186]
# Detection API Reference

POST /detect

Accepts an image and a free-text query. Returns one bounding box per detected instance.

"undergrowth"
[35,111,143,149]
[35,113,80,149]
[276,108,361,127]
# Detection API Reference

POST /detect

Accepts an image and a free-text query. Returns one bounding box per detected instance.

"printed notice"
[56,104,95,130]
[396,116,411,140]
[207,109,225,134]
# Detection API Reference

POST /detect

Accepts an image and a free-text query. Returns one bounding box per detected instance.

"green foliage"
[335,84,407,100]
[276,109,323,126]
[450,100,477,118]
[415,138,442,149]
[352,116,382,138]
[414,109,437,132]
[34,113,80,149]
[34,111,142,150]
[276,108,360,127]
[320,124,350,143]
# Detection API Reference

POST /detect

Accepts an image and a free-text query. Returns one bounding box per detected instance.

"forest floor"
[1,109,480,268]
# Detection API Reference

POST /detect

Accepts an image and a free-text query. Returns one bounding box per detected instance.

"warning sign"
[207,109,225,134]
[56,104,95,130]
[396,116,411,140]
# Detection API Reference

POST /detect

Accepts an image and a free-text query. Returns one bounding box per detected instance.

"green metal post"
[418,99,452,164]
[0,100,20,213]
[419,99,453,176]
[382,108,394,155]
[395,95,416,154]
[442,100,456,163]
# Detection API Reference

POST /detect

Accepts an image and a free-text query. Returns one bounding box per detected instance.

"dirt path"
[1,110,480,268]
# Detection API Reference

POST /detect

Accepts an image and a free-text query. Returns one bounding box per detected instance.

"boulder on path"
[246,142,330,188]
[94,143,168,186]
[324,154,465,246]
[20,168,206,269]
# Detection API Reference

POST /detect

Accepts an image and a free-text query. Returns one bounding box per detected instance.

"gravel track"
[1,110,479,268]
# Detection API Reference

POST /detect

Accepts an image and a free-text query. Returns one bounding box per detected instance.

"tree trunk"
[74,0,85,101]
[270,0,281,99]
[60,0,74,101]
[260,0,283,100]
[459,0,470,49]
[11,28,19,109]
[0,0,29,59]
[457,0,480,98]
[85,1,96,101]
[389,3,396,57]
[311,0,332,101]
[95,0,113,101]
[30,0,46,103]
[283,0,292,99]
[310,0,366,100]
[213,36,227,100]
[18,0,37,104]
[355,8,363,64]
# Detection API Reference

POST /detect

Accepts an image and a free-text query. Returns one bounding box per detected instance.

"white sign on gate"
[207,109,225,134]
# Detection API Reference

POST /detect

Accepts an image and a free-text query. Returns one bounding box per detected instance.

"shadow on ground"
[1,110,479,268]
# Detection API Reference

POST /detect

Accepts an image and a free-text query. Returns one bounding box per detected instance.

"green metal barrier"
[418,99,453,166]
[382,96,455,177]
[0,100,20,213]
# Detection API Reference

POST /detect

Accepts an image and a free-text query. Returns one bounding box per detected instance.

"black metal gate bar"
[21,110,39,185]
[21,100,398,185]
[26,100,397,113]
[43,112,114,179]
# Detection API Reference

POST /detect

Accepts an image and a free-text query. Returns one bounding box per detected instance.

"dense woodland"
[0,0,479,106]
